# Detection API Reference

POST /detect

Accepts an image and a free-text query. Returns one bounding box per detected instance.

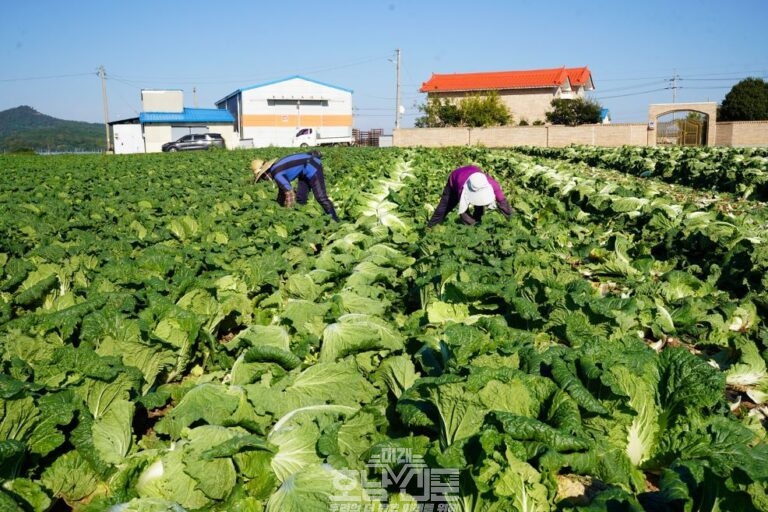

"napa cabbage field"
[1,144,768,511]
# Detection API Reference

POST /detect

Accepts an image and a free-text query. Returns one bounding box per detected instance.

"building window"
[268,99,329,107]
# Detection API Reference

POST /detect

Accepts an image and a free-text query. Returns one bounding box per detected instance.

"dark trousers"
[281,169,338,221]
[296,168,326,205]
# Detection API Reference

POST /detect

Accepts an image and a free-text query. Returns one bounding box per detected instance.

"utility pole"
[193,86,198,107]
[395,48,401,130]
[669,72,680,103]
[98,65,111,152]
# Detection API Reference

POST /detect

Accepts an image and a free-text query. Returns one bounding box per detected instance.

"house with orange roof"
[419,66,595,125]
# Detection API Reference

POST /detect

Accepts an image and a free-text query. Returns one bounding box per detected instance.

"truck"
[292,127,354,147]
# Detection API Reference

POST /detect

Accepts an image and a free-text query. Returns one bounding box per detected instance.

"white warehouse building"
[216,76,354,148]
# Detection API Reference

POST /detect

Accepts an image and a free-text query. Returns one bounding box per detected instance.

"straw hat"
[458,173,496,214]
[251,158,277,181]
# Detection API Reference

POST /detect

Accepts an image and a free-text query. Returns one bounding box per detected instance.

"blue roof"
[216,75,353,104]
[139,107,234,124]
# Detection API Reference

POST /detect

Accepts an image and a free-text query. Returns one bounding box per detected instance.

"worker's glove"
[284,190,296,208]
[459,212,477,225]
[498,199,513,219]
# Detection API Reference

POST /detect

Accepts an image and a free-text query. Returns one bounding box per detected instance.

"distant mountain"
[0,106,105,153]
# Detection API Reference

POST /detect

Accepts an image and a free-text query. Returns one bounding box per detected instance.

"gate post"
[648,102,717,146]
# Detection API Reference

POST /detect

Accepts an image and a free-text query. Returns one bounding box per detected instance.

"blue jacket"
[269,152,321,191]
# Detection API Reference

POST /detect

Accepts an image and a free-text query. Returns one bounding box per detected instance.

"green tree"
[415,97,462,127]
[415,92,511,127]
[459,92,511,127]
[718,78,768,121]
[545,97,603,126]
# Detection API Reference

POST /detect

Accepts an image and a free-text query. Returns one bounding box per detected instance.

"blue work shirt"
[269,152,321,191]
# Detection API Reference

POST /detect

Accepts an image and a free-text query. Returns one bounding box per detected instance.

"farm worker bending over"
[427,164,512,227]
[252,151,339,222]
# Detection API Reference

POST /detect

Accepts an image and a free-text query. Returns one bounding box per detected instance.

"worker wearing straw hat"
[427,164,512,227]
[251,151,339,222]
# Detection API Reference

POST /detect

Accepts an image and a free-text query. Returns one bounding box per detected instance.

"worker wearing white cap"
[427,165,512,227]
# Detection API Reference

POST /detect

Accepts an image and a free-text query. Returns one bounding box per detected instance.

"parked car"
[162,133,225,152]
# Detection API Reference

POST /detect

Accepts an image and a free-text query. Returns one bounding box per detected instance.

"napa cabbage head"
[725,340,768,404]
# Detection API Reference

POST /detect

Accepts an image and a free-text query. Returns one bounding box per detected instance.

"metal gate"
[656,111,708,146]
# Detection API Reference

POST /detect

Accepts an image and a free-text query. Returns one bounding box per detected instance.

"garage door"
[171,126,209,140]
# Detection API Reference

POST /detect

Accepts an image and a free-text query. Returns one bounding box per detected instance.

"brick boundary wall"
[393,121,768,148]
[715,121,768,147]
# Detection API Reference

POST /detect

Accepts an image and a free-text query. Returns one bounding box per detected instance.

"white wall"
[143,125,174,153]
[238,77,353,146]
[112,125,144,154]
[141,90,184,113]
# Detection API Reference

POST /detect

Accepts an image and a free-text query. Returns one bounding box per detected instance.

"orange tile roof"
[420,66,593,93]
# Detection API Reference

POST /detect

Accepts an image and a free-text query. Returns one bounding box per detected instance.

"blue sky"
[2,0,766,132]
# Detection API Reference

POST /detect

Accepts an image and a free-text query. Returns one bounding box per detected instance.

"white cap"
[458,173,495,214]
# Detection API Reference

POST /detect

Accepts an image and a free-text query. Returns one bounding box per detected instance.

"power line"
[684,75,768,82]
[677,69,768,79]
[1,53,421,108]
[599,74,678,82]
[0,72,94,82]
[596,79,669,94]
[597,66,768,82]
[683,86,740,91]
[105,54,395,87]
[594,68,767,102]
[593,88,669,100]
